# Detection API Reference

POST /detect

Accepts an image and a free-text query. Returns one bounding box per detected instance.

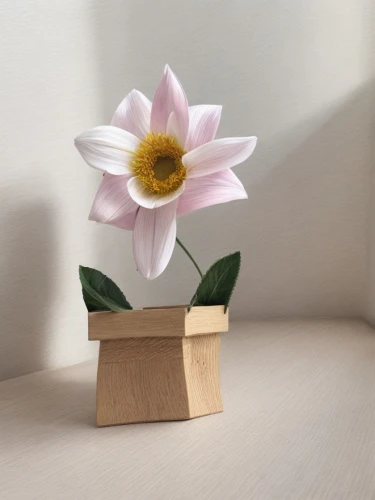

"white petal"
[89,173,139,225]
[166,111,179,138]
[110,210,138,231]
[127,176,185,209]
[185,105,222,151]
[183,136,257,179]
[133,201,178,279]
[177,169,248,216]
[150,65,189,146]
[74,126,140,175]
[111,89,151,139]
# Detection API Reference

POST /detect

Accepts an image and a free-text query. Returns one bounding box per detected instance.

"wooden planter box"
[88,305,229,426]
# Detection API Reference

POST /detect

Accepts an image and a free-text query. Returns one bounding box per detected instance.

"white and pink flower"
[75,65,257,279]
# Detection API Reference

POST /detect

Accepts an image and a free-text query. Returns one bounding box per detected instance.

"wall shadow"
[0,201,56,380]
[235,81,375,319]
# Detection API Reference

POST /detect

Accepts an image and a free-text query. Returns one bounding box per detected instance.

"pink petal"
[177,170,248,216]
[89,173,139,229]
[150,65,189,147]
[109,210,138,231]
[127,176,185,209]
[133,200,178,279]
[185,105,222,151]
[75,126,140,175]
[183,136,257,179]
[166,111,179,138]
[111,89,151,139]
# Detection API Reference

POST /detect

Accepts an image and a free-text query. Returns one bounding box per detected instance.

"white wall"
[1,0,374,380]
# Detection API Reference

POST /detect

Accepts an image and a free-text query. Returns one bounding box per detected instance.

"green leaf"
[189,252,241,313]
[79,266,132,312]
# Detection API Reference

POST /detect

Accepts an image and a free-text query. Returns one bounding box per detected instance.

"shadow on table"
[1,366,98,436]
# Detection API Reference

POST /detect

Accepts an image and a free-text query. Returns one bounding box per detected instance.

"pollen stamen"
[131,133,186,195]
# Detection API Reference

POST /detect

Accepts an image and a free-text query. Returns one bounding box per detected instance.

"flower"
[75,65,257,279]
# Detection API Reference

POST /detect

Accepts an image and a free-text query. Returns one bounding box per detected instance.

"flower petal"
[185,105,222,151]
[109,210,138,231]
[111,89,151,139]
[127,176,185,209]
[150,65,189,147]
[89,173,139,228]
[133,201,178,279]
[166,111,179,138]
[177,169,248,216]
[183,136,257,179]
[75,126,140,175]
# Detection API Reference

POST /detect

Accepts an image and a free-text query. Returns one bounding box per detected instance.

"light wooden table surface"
[1,320,375,500]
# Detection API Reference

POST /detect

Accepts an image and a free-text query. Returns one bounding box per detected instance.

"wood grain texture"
[1,320,375,499]
[185,307,229,336]
[96,334,222,426]
[88,306,228,340]
[96,337,189,425]
[183,334,222,418]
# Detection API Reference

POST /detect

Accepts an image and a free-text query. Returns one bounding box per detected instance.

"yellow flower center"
[131,132,186,195]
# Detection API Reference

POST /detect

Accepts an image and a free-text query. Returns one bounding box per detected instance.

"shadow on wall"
[236,81,375,319]
[0,202,56,380]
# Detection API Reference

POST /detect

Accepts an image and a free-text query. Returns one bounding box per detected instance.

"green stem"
[176,237,203,278]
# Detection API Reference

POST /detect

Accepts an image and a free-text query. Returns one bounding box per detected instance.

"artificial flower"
[75,65,257,279]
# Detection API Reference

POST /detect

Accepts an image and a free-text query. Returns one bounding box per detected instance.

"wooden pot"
[88,305,229,426]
